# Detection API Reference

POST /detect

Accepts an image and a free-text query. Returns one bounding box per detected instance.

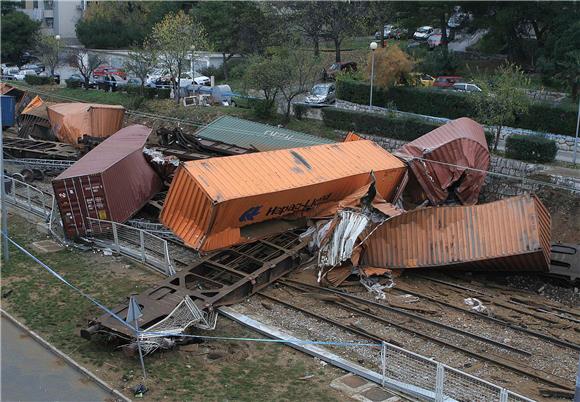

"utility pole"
[369,41,378,112]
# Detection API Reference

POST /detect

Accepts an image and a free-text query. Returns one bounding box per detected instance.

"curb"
[1,309,131,402]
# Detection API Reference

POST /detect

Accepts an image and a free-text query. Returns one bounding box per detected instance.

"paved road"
[1,316,111,402]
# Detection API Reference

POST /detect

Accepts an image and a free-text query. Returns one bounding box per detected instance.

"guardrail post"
[26,184,32,210]
[112,223,120,254]
[139,230,146,263]
[381,341,387,387]
[435,363,444,402]
[499,389,508,402]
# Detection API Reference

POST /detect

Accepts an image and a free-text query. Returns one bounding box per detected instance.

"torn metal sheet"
[81,229,308,346]
[395,117,490,205]
[361,194,551,272]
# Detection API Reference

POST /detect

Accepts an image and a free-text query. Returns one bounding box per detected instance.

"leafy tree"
[419,48,459,76]
[278,2,327,56]
[243,54,284,104]
[150,10,209,103]
[35,34,60,76]
[537,19,580,99]
[124,43,157,95]
[276,46,322,119]
[319,2,371,62]
[68,48,102,90]
[1,1,22,16]
[367,45,414,89]
[392,1,455,50]
[470,63,530,151]
[1,11,40,62]
[195,2,271,79]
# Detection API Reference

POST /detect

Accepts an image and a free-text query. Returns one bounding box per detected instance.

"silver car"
[305,83,336,105]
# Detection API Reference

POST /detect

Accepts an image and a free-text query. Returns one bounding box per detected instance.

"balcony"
[43,9,53,18]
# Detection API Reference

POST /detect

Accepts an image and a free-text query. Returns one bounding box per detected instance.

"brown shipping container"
[52,125,163,238]
[47,103,125,147]
[161,140,407,252]
[395,117,490,205]
[362,194,551,272]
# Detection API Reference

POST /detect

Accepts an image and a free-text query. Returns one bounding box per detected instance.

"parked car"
[20,63,44,74]
[2,67,20,78]
[427,34,445,49]
[14,69,37,80]
[38,71,61,84]
[452,83,482,93]
[93,65,127,79]
[323,61,357,81]
[67,73,96,88]
[375,24,393,40]
[433,76,464,88]
[179,71,211,87]
[390,27,409,39]
[95,74,127,91]
[305,83,336,105]
[413,26,434,41]
[448,11,471,29]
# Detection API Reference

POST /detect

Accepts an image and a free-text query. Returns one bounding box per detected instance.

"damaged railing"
[3,177,53,219]
[84,217,176,277]
[380,342,534,402]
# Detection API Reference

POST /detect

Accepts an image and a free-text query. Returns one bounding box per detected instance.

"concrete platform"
[31,239,64,253]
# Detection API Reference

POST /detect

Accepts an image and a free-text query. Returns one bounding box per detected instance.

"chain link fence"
[85,217,175,276]
[380,342,535,402]
[3,176,53,219]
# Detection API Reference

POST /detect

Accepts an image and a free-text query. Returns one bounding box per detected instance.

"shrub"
[336,78,577,137]
[65,78,81,89]
[249,98,275,119]
[321,108,440,141]
[24,75,53,85]
[505,134,557,163]
[420,48,460,76]
[144,87,157,99]
[125,95,145,110]
[293,103,308,120]
[125,85,141,95]
[157,88,171,99]
[484,131,494,148]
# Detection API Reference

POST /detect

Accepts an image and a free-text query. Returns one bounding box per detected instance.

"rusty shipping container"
[161,140,407,252]
[52,125,163,238]
[395,117,490,205]
[47,103,125,147]
[362,194,551,272]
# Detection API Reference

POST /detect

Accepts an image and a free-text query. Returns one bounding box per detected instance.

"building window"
[45,17,53,28]
[44,0,53,10]
[33,0,39,9]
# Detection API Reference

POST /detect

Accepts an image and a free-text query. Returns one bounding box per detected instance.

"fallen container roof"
[53,124,162,238]
[362,194,551,272]
[161,140,407,252]
[395,117,490,205]
[194,115,334,151]
[47,103,125,147]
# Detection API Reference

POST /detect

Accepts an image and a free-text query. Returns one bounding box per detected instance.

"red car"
[433,76,464,88]
[93,65,127,79]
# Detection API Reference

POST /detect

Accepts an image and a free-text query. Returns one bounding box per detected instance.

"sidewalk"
[1,315,116,402]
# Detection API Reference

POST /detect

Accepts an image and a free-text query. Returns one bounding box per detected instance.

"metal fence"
[380,342,535,402]
[3,176,53,219]
[85,217,176,276]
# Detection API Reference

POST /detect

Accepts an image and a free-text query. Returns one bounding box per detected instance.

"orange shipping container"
[161,140,407,252]
[362,194,551,272]
[47,103,125,147]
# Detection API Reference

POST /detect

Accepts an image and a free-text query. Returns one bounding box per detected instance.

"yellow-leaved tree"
[366,45,414,89]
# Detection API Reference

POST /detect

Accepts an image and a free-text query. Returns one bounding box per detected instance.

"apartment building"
[19,0,87,43]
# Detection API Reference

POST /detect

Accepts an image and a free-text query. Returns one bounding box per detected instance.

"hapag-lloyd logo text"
[238,193,333,222]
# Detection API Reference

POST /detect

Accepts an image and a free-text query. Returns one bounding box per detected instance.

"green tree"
[243,54,285,104]
[537,19,580,99]
[195,2,272,79]
[470,63,530,151]
[68,48,102,90]
[150,10,209,103]
[1,11,40,62]
[35,34,60,76]
[124,42,157,95]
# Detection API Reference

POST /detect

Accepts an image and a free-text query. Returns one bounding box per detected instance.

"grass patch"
[2,213,344,401]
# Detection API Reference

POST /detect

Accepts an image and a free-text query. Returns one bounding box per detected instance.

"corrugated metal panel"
[52,125,162,238]
[161,140,407,252]
[47,103,125,147]
[362,194,551,272]
[1,95,15,127]
[194,115,333,151]
[395,117,489,205]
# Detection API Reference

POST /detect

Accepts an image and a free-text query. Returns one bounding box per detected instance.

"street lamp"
[369,41,378,111]
[54,35,61,77]
[190,45,196,76]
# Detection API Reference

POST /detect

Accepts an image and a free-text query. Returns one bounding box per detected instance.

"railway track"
[259,279,576,392]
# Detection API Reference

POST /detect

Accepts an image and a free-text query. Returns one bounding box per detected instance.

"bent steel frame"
[82,229,308,340]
